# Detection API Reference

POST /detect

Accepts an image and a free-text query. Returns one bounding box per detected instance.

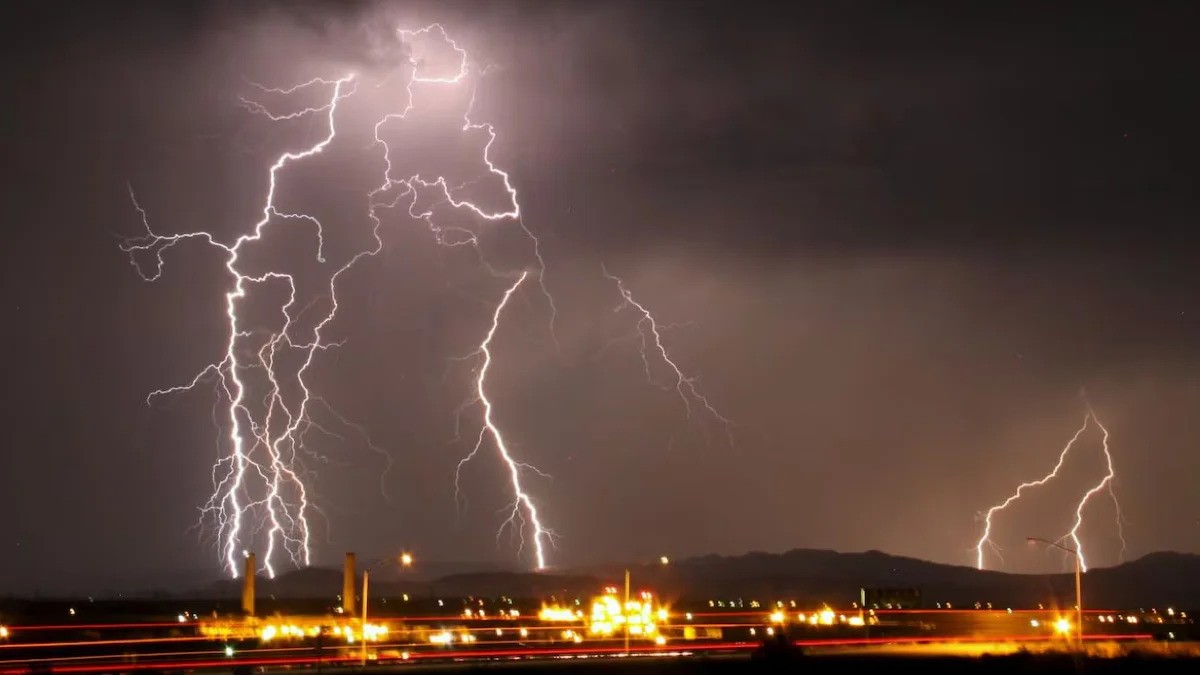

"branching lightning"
[975,416,1088,570]
[123,74,359,577]
[602,265,734,443]
[123,23,561,576]
[974,408,1126,572]
[452,271,556,570]
[1064,412,1126,571]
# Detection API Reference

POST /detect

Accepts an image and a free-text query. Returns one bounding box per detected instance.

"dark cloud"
[1,0,1198,592]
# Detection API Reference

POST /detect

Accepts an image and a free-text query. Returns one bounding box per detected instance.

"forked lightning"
[975,409,1126,572]
[122,24,558,576]
[602,265,734,443]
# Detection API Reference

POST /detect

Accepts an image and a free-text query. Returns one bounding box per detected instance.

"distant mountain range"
[191,549,1200,609]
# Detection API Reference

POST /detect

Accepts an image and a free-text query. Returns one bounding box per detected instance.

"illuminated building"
[534,588,671,643]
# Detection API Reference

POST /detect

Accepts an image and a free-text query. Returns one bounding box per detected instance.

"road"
[0,606,1188,674]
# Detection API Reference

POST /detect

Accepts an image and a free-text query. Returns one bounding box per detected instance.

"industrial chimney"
[342,552,357,615]
[242,553,255,616]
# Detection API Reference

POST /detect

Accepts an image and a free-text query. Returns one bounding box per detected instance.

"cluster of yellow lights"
[463,607,521,619]
[537,606,583,622]
[265,619,386,638]
[769,607,863,628]
[0,626,9,639]
[427,630,476,645]
[1029,617,1073,635]
[587,591,669,641]
[198,620,392,645]
[260,624,321,642]
[198,622,249,640]
[534,590,672,641]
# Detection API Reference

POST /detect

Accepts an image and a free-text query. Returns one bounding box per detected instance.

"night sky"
[3,0,1199,594]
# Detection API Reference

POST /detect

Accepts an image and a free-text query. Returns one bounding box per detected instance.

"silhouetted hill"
[167,549,1200,609]
[598,548,1200,609]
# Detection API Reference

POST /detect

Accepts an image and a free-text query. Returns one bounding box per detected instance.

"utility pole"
[1073,553,1083,649]
[360,571,370,667]
[623,568,631,656]
[1027,537,1084,650]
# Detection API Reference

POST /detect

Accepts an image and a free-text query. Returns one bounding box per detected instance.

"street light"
[621,556,670,656]
[1026,537,1082,648]
[360,553,416,666]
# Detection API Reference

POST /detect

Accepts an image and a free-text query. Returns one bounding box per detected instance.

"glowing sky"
[2,0,1198,593]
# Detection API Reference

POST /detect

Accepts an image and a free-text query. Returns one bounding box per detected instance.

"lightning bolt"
[1064,410,1126,572]
[123,23,560,575]
[453,271,556,570]
[376,25,559,567]
[123,74,364,577]
[974,409,1126,571]
[975,415,1089,570]
[601,265,734,443]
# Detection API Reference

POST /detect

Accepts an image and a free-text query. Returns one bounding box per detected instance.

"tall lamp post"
[1026,537,1082,649]
[623,556,670,656]
[360,552,415,666]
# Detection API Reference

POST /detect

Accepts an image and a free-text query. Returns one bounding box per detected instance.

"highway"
[0,605,1188,674]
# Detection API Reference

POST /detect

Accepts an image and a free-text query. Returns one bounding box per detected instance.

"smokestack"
[242,553,255,616]
[343,552,357,615]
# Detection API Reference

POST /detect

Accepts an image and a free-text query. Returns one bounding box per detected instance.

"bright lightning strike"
[123,74,361,578]
[975,416,1088,570]
[974,409,1125,572]
[1064,410,1126,572]
[602,265,734,443]
[453,271,556,570]
[123,23,559,576]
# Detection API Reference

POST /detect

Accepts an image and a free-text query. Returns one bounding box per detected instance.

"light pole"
[1026,537,1082,648]
[622,555,669,656]
[623,568,631,657]
[360,552,415,666]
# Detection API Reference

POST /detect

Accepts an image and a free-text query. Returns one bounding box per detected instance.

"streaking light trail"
[602,265,734,443]
[974,409,1125,572]
[122,23,557,575]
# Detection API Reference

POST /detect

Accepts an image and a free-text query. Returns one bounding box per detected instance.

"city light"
[585,590,668,640]
[538,605,581,622]
[1054,618,1072,635]
[400,552,413,567]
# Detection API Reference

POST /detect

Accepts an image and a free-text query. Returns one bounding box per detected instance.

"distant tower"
[242,553,255,616]
[342,552,357,614]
